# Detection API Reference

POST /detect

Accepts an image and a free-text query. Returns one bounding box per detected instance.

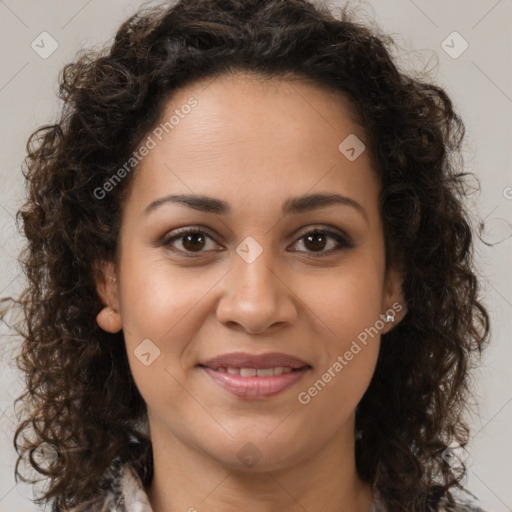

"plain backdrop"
[0,1,510,511]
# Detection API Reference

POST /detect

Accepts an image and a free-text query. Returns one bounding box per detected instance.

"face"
[96,72,404,472]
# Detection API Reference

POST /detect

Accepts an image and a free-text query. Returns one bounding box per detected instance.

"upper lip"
[200,352,310,370]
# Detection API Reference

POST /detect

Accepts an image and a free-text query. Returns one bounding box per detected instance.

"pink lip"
[199,352,311,399]
[201,351,309,370]
[202,366,310,399]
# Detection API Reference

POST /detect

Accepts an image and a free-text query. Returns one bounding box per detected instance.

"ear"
[380,266,407,335]
[93,260,122,333]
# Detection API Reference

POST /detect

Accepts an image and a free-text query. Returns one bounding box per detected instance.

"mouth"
[205,366,297,376]
[198,352,311,399]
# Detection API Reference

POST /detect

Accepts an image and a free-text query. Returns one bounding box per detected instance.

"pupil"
[305,233,325,251]
[184,233,205,251]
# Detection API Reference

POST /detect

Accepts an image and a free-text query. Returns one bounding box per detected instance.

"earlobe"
[93,260,122,333]
[381,266,407,334]
[96,306,122,333]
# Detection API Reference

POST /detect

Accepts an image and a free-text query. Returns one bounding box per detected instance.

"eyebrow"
[144,192,368,222]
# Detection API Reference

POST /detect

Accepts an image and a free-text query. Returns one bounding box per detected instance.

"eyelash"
[160,226,353,258]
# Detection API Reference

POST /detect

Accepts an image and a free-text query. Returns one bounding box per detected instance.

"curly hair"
[8,0,489,510]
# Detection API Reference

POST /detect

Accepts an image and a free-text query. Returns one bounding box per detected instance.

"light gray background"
[0,1,510,511]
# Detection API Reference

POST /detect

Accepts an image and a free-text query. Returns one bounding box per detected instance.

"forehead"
[164,71,365,154]
[125,71,378,216]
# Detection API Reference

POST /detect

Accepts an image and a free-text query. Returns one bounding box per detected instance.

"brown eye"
[303,232,328,252]
[161,226,352,258]
[291,228,353,256]
[181,232,207,252]
[162,228,219,256]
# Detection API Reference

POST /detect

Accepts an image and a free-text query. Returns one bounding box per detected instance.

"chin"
[199,430,317,473]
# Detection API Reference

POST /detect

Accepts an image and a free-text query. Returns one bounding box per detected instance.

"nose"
[215,244,298,334]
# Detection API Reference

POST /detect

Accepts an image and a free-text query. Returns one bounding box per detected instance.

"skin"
[95,71,405,512]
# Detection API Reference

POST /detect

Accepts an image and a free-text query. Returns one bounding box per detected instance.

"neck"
[146,416,374,512]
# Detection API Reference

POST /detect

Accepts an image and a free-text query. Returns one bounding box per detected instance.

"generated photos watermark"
[297,301,403,405]
[93,96,198,200]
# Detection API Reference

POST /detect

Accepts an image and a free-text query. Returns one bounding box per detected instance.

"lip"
[202,366,310,399]
[200,352,309,370]
[199,352,311,399]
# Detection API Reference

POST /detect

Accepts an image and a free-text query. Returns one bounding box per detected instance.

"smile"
[200,365,310,399]
[198,351,311,399]
[215,366,294,376]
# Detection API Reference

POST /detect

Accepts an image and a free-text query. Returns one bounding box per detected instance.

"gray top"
[74,461,486,512]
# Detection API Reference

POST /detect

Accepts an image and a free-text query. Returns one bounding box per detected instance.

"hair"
[6,0,489,510]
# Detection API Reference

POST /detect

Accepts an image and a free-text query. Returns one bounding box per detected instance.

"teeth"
[216,367,297,376]
[240,368,257,377]
[256,368,274,377]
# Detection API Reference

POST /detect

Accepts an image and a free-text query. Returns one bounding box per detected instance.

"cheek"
[307,253,385,344]
[295,345,378,436]
[116,247,219,397]
[296,250,384,400]
[295,265,384,422]
[118,243,212,338]
[118,266,207,417]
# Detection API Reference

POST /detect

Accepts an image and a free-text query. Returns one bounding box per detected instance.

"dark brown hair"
[7,0,489,510]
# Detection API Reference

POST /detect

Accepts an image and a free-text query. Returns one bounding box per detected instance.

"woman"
[11,0,489,510]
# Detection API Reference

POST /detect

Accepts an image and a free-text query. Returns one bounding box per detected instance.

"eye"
[162,228,220,257]
[161,226,353,258]
[290,227,353,256]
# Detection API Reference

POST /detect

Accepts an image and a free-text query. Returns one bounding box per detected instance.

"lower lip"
[201,366,310,399]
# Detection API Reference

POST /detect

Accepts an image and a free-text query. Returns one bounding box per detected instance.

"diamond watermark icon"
[236,236,263,264]
[134,338,161,366]
[33,442,58,468]
[31,31,59,59]
[237,442,262,468]
[338,134,365,161]
[441,441,469,467]
[441,31,468,59]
